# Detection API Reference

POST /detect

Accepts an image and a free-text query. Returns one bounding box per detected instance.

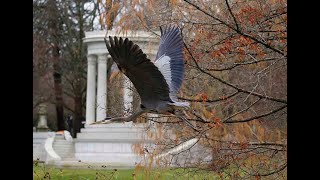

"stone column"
[123,76,133,116]
[85,54,97,124]
[96,54,107,121]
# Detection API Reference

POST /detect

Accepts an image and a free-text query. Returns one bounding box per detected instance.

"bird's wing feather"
[105,36,171,106]
[154,25,184,101]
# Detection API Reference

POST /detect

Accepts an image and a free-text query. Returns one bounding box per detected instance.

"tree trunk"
[48,0,65,130]
[53,52,65,130]
[73,93,83,138]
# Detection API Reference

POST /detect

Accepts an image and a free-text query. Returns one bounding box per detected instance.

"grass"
[33,157,287,179]
[33,165,221,180]
[33,165,133,179]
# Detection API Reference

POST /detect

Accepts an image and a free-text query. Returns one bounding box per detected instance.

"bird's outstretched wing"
[154,25,184,102]
[105,36,171,107]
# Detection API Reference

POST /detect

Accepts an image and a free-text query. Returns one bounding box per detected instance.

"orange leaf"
[208,123,215,128]
[201,93,208,102]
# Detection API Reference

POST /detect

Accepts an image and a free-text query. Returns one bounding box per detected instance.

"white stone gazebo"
[83,30,160,123]
[33,29,206,168]
[73,30,161,167]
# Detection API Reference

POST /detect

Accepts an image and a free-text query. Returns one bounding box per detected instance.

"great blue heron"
[93,25,195,130]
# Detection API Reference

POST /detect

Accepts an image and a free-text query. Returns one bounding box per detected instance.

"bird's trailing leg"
[90,109,147,125]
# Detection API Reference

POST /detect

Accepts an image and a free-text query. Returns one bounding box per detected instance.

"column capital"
[87,54,97,64]
[97,54,107,63]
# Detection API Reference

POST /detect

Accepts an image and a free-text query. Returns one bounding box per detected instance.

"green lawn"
[33,165,221,180]
[33,160,286,179]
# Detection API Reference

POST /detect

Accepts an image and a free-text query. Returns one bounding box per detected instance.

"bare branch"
[178,91,239,103]
[222,97,261,123]
[225,0,239,31]
[91,110,147,124]
[200,57,282,72]
[184,42,287,104]
[183,0,285,56]
[224,105,287,124]
[250,163,287,177]
[63,103,75,113]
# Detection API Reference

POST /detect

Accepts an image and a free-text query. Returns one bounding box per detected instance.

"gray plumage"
[155,25,185,102]
[104,25,190,120]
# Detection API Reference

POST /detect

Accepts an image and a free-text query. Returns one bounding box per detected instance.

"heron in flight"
[93,25,195,129]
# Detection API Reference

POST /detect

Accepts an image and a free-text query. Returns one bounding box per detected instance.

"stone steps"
[76,132,150,141]
[80,127,144,133]
[84,122,147,128]
[52,135,75,160]
[33,132,53,161]
[74,152,141,166]
[74,122,154,166]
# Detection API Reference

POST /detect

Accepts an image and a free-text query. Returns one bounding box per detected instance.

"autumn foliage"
[97,0,287,178]
[34,0,286,178]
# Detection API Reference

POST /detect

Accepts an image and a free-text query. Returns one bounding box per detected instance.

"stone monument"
[37,103,50,132]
